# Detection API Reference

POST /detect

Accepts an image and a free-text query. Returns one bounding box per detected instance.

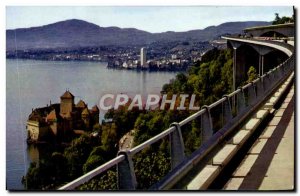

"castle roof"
[28,111,43,122]
[61,90,74,99]
[28,110,48,126]
[81,108,90,115]
[92,105,99,112]
[76,100,87,108]
[46,109,57,121]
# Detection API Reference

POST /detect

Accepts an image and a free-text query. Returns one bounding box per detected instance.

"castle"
[26,90,99,143]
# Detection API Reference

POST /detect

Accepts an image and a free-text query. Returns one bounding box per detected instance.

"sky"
[6,6,294,33]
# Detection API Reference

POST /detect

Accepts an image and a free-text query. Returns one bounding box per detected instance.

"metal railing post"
[201,106,213,142]
[274,68,280,84]
[169,122,186,169]
[263,73,271,93]
[222,95,233,126]
[236,88,246,115]
[283,61,287,74]
[117,151,137,190]
[278,64,284,78]
[256,78,264,99]
[248,83,257,106]
[271,70,278,89]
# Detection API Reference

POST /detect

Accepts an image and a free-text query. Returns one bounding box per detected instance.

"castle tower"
[91,105,100,124]
[60,90,74,118]
[81,108,90,130]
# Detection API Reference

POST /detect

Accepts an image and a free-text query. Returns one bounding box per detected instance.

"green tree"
[101,123,118,152]
[134,150,170,189]
[64,134,93,178]
[105,103,143,139]
[272,13,294,25]
[247,66,258,83]
[78,170,117,190]
[24,47,236,190]
[83,146,112,173]
[23,152,69,190]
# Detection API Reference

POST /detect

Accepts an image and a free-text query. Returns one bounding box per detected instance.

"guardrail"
[59,48,294,191]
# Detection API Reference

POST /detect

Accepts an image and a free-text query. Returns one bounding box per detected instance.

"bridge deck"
[222,36,294,57]
[224,86,294,190]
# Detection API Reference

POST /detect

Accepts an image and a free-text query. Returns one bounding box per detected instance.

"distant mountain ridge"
[6,19,271,50]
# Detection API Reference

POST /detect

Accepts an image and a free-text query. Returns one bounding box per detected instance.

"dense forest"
[23,47,259,190]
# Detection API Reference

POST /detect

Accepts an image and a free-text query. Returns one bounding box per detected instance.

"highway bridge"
[58,24,295,191]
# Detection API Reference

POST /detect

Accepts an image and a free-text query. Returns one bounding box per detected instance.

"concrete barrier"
[186,72,294,190]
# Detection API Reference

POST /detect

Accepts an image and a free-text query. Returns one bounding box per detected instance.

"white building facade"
[140,47,147,68]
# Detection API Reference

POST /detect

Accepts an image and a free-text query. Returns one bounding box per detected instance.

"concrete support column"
[201,106,213,143]
[233,48,237,91]
[251,45,273,76]
[169,122,185,169]
[259,55,262,76]
[258,54,265,76]
[117,151,137,190]
[229,40,241,93]
[232,48,237,109]
[261,55,264,76]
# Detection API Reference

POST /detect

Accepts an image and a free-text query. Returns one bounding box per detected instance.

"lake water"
[6,59,177,190]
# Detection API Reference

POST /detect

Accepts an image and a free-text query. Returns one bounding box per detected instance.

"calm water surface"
[6,59,177,190]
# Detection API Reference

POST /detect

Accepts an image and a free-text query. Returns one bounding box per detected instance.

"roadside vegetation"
[23,47,262,190]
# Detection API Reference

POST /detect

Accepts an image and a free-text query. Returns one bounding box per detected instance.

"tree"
[272,13,294,25]
[105,103,144,139]
[23,47,236,190]
[22,152,69,190]
[83,146,112,173]
[274,13,280,24]
[247,66,258,83]
[134,150,170,189]
[64,134,93,178]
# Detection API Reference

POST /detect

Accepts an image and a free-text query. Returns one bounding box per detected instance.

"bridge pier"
[228,40,280,91]
[251,45,273,77]
[228,41,241,91]
[233,48,237,91]
[258,55,265,76]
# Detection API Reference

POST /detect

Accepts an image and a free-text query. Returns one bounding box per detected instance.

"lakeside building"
[26,90,99,143]
[140,47,147,68]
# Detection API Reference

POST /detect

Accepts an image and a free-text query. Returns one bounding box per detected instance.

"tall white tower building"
[140,47,147,68]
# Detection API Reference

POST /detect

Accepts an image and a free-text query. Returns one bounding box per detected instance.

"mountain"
[6,19,270,50]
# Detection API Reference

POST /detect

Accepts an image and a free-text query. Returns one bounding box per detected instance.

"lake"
[6,59,178,190]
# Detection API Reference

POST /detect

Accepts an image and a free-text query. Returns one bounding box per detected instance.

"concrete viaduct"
[243,23,294,38]
[58,23,295,191]
[223,36,293,91]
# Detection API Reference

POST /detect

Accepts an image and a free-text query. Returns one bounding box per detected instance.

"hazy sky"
[6,6,293,32]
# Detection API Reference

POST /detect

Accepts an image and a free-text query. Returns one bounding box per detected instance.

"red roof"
[46,109,57,121]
